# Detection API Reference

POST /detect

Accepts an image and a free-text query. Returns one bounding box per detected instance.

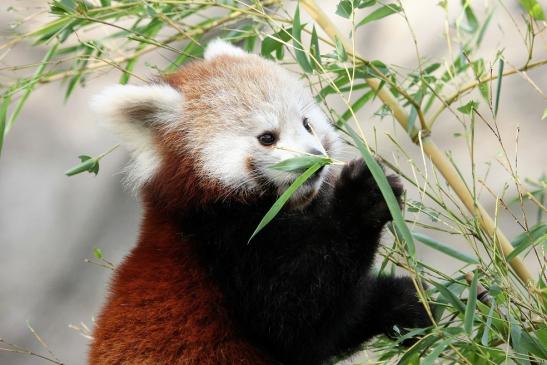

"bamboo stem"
[300,0,534,286]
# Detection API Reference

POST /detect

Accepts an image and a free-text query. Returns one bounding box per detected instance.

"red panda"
[89,39,430,365]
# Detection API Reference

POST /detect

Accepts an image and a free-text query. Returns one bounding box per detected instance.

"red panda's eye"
[258,132,276,146]
[303,118,312,133]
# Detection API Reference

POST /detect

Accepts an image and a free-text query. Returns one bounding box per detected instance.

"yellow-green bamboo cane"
[300,0,534,286]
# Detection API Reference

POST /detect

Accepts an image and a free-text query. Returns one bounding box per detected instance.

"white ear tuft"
[204,38,246,60]
[91,83,183,189]
[91,84,182,127]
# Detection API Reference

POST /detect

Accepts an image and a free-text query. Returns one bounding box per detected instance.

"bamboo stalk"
[300,0,534,286]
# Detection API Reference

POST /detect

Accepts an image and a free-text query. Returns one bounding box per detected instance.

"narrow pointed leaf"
[292,5,313,73]
[432,281,466,314]
[93,247,104,259]
[65,155,99,176]
[481,301,496,346]
[357,4,401,28]
[0,92,11,157]
[464,271,479,335]
[494,59,504,116]
[518,0,545,20]
[309,26,322,70]
[6,44,59,133]
[507,233,546,261]
[336,0,353,18]
[270,156,331,172]
[335,36,347,62]
[249,163,324,242]
[345,125,416,259]
[338,89,375,126]
[422,338,451,365]
[413,232,479,264]
[457,100,479,114]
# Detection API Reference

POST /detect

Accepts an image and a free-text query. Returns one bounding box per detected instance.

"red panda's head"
[92,40,341,211]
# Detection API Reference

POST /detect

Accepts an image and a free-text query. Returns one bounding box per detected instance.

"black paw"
[334,159,403,227]
[386,280,433,347]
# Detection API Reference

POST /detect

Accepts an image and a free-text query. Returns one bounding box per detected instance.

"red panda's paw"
[333,159,403,228]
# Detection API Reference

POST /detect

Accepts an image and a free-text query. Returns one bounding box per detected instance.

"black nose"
[308,148,323,156]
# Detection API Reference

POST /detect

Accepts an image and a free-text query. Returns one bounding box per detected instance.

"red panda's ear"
[204,38,246,60]
[91,83,183,188]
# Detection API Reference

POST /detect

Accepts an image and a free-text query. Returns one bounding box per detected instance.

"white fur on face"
[92,39,341,202]
[91,84,183,189]
[195,65,341,200]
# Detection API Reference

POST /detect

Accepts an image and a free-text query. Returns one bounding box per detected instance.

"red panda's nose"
[307,148,323,156]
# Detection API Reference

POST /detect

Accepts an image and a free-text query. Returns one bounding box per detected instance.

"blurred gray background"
[1,1,545,364]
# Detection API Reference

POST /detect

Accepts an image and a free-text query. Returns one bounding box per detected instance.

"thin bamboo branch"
[26,0,282,85]
[428,57,547,127]
[300,0,535,286]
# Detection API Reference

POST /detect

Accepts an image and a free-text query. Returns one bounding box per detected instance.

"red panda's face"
[92,40,341,206]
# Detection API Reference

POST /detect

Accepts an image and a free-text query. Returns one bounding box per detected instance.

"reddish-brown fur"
[89,61,271,364]
[89,207,270,364]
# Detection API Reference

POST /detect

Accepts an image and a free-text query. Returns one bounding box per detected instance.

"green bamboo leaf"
[336,0,353,18]
[536,324,547,348]
[406,89,424,133]
[358,0,377,8]
[309,26,322,70]
[249,162,325,242]
[0,91,12,157]
[518,0,545,20]
[334,36,348,62]
[397,335,438,365]
[509,316,531,365]
[29,17,72,41]
[65,45,94,101]
[407,105,418,133]
[462,0,479,33]
[476,11,494,46]
[413,232,479,264]
[317,74,350,99]
[507,232,546,262]
[457,100,479,115]
[432,281,466,314]
[422,338,452,365]
[5,44,59,134]
[494,59,504,117]
[472,59,489,102]
[166,41,203,72]
[337,89,375,126]
[345,125,416,259]
[481,301,496,346]
[509,222,547,259]
[356,3,401,28]
[464,271,479,336]
[270,156,332,172]
[93,247,104,260]
[424,63,441,74]
[261,27,292,60]
[52,0,77,14]
[542,108,547,120]
[511,223,547,247]
[292,5,313,73]
[520,331,547,359]
[120,19,163,84]
[65,155,100,176]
